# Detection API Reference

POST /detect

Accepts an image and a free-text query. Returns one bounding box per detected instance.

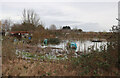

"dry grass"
[2,36,17,64]
[2,32,120,76]
[2,58,76,76]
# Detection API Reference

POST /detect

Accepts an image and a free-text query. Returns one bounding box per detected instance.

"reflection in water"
[39,40,107,53]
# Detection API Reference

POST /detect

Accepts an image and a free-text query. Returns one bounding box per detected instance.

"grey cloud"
[70,23,106,32]
[44,20,81,26]
[0,2,117,32]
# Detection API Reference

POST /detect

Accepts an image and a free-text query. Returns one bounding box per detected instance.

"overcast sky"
[0,0,119,32]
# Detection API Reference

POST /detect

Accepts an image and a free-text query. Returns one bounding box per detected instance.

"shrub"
[69,50,115,76]
[11,23,35,31]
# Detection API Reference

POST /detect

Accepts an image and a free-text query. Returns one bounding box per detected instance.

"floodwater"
[38,39,107,52]
[16,39,108,60]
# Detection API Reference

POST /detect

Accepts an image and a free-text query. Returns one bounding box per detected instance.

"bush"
[69,50,115,76]
[11,23,36,31]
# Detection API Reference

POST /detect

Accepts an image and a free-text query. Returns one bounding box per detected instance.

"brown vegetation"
[1,9,119,76]
[2,32,120,76]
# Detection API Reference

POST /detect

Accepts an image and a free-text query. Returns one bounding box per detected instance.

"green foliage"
[53,70,57,73]
[46,72,51,76]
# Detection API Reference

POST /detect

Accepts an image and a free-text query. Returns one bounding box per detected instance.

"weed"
[46,72,51,76]
[64,65,67,69]
[53,70,57,73]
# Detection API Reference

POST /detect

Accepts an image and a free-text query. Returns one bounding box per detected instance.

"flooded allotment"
[1,1,120,76]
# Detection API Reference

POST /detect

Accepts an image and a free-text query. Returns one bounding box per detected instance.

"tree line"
[1,9,83,32]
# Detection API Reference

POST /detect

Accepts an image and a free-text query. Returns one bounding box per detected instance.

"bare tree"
[22,9,41,27]
[2,19,12,31]
[49,24,57,30]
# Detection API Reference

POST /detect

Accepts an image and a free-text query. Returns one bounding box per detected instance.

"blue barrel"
[70,42,77,50]
[44,39,48,45]
[28,36,32,40]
